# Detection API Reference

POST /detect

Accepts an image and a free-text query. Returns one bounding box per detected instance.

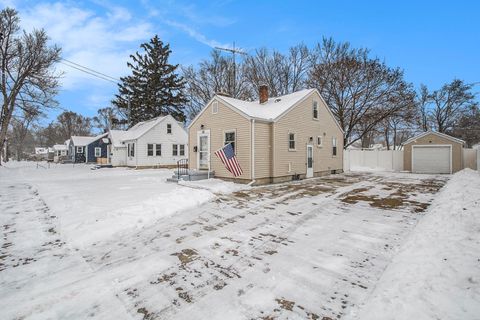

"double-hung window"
[147,144,154,156]
[224,130,236,153]
[155,144,161,156]
[179,144,185,156]
[313,101,319,120]
[172,144,178,156]
[94,147,101,157]
[128,143,135,157]
[288,133,296,150]
[332,137,337,156]
[76,146,83,153]
[167,124,172,134]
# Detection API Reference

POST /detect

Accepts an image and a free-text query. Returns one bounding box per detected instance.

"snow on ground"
[0,162,475,319]
[178,177,249,194]
[354,169,480,320]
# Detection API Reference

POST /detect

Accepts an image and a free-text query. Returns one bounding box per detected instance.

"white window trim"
[179,144,185,156]
[147,144,154,157]
[288,132,296,151]
[167,123,172,134]
[172,143,178,156]
[313,101,319,120]
[223,129,237,153]
[76,146,83,153]
[94,147,101,157]
[212,100,219,114]
[317,136,323,147]
[155,144,161,156]
[332,137,338,157]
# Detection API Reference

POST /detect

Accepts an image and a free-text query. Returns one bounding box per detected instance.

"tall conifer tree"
[113,35,186,126]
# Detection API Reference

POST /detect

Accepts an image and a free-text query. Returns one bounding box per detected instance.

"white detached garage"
[403,131,465,174]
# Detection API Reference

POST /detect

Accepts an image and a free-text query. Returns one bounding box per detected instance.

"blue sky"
[3,0,480,125]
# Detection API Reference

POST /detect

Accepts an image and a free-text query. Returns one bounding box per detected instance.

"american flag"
[214,143,243,177]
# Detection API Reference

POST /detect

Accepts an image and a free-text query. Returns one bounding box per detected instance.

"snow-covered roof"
[403,131,465,145]
[189,88,344,133]
[121,116,167,141]
[109,130,128,148]
[35,147,48,154]
[70,133,108,146]
[216,89,315,121]
[53,144,68,151]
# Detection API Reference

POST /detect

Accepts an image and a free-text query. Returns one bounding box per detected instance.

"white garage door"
[412,146,451,174]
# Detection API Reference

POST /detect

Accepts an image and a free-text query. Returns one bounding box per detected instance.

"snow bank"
[354,169,480,320]
[178,178,249,194]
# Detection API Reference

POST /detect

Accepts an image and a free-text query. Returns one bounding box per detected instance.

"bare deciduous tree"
[93,107,118,132]
[430,79,476,133]
[0,8,61,163]
[307,37,415,148]
[182,50,252,119]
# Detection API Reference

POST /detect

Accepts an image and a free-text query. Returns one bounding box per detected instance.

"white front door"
[197,131,210,170]
[306,145,314,178]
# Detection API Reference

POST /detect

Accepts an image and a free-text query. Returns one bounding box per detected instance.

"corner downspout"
[249,119,256,186]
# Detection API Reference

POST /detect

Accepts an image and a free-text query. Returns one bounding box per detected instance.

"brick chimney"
[259,84,268,104]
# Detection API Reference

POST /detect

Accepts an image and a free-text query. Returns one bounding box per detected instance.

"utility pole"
[215,42,246,97]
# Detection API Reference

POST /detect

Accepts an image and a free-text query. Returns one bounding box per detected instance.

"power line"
[59,59,120,84]
[61,58,120,82]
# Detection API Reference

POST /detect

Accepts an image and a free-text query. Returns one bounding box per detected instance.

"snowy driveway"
[0,164,448,319]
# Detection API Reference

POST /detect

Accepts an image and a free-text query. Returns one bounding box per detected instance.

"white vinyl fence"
[463,148,478,170]
[344,149,404,172]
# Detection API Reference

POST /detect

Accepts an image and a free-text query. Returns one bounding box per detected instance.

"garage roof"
[403,131,465,145]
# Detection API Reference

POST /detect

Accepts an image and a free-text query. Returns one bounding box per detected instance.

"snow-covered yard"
[0,162,478,319]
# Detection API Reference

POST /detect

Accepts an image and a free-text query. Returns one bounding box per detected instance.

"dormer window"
[313,101,319,120]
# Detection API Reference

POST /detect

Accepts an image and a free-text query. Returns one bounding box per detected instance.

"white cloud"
[20,2,153,90]
[164,19,230,49]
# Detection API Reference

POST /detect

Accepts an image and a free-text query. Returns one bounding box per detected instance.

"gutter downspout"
[249,118,256,186]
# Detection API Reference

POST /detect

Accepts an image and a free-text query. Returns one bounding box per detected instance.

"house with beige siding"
[188,86,344,184]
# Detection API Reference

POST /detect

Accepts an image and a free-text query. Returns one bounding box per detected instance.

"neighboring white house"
[53,144,68,163]
[109,115,188,168]
[108,130,128,166]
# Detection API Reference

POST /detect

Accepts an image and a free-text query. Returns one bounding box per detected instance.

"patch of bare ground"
[340,178,446,212]
[171,248,198,265]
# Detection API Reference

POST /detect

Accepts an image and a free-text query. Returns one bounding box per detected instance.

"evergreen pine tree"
[112,35,186,126]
